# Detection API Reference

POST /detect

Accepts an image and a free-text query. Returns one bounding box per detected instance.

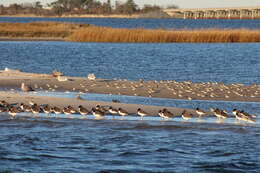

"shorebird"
[108,106,118,115]
[78,105,89,116]
[158,110,165,118]
[95,105,107,113]
[42,105,51,114]
[8,106,19,117]
[211,108,228,119]
[233,109,256,123]
[182,110,193,120]
[63,107,71,115]
[240,110,257,119]
[92,108,104,119]
[118,108,128,117]
[67,106,77,114]
[159,109,174,119]
[232,109,240,117]
[52,106,62,115]
[239,112,256,123]
[0,100,9,107]
[57,76,68,82]
[21,83,34,92]
[108,106,118,119]
[137,108,148,119]
[31,104,41,114]
[87,73,96,80]
[196,108,206,118]
[20,103,31,112]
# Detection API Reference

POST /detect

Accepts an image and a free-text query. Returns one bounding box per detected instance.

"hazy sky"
[1,0,260,8]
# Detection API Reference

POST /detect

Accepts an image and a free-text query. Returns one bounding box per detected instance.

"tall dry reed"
[0,22,259,43]
[68,27,260,43]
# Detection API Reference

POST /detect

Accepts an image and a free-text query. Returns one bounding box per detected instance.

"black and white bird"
[182,110,193,120]
[78,105,89,116]
[118,108,128,116]
[92,108,104,119]
[137,108,148,119]
[196,108,206,118]
[211,108,228,119]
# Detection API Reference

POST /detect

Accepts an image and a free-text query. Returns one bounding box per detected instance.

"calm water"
[0,41,259,84]
[0,28,260,172]
[0,17,260,29]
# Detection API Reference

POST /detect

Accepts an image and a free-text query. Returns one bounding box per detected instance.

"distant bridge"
[164,7,260,19]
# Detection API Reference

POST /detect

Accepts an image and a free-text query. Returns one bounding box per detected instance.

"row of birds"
[0,100,257,123]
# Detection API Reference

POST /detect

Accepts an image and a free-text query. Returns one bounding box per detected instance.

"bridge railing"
[164,7,260,19]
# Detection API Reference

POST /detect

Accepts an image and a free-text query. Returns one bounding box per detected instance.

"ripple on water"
[192,161,258,173]
[0,110,260,172]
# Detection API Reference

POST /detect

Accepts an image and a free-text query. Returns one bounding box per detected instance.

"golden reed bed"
[0,22,259,43]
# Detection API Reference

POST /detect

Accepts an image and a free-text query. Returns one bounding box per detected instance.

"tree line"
[0,0,178,16]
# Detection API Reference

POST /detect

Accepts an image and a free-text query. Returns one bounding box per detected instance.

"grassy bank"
[68,27,260,43]
[0,22,89,39]
[0,22,259,43]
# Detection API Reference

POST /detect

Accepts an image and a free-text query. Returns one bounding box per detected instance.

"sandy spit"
[0,70,259,103]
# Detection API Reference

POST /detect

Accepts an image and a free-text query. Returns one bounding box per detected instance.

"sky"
[1,0,260,8]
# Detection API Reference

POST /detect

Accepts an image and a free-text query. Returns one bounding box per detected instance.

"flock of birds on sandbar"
[0,99,257,123]
[0,81,254,124]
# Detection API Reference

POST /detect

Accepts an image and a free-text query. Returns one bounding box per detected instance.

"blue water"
[0,17,260,29]
[0,41,259,84]
[1,91,260,172]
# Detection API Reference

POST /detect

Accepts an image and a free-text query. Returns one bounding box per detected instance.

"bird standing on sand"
[92,108,104,119]
[118,108,128,117]
[52,106,62,115]
[78,105,89,116]
[108,106,118,115]
[108,106,118,119]
[211,108,228,119]
[43,105,51,114]
[233,109,256,123]
[232,109,240,117]
[182,110,193,120]
[95,105,107,113]
[67,106,77,114]
[31,104,41,114]
[196,108,206,118]
[8,106,19,117]
[21,83,34,92]
[63,107,71,115]
[158,110,164,118]
[159,109,174,119]
[20,103,31,112]
[137,108,148,119]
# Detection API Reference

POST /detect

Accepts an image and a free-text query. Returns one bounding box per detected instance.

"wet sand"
[0,70,259,103]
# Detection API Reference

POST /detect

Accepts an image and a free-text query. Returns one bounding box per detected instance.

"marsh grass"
[68,27,260,43]
[0,22,259,43]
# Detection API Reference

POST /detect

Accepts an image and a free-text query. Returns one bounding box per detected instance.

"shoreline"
[0,70,259,103]
[1,15,260,20]
[0,14,139,19]
[0,22,259,43]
